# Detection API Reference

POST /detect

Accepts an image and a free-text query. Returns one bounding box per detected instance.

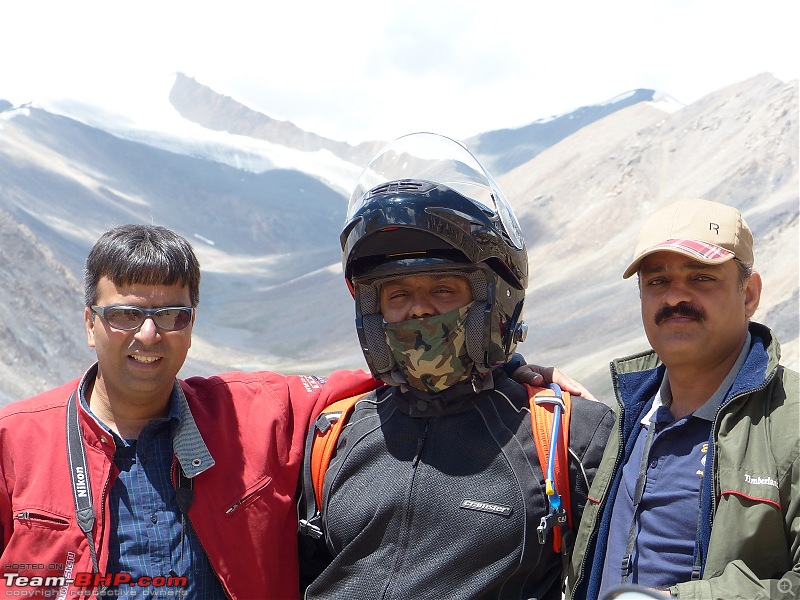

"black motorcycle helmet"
[341,132,528,383]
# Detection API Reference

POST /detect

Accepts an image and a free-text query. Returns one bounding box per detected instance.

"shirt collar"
[171,381,215,478]
[77,363,215,478]
[642,331,752,425]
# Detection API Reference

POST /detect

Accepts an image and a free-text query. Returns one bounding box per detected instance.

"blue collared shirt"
[79,371,225,598]
[598,334,751,595]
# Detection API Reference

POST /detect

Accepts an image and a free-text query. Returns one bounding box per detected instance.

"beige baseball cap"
[623,199,754,279]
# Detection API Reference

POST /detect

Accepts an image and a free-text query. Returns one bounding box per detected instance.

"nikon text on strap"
[66,390,103,575]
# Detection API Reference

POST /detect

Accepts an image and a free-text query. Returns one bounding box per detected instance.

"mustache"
[655,302,705,325]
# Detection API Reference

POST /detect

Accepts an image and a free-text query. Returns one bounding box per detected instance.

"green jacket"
[568,322,799,600]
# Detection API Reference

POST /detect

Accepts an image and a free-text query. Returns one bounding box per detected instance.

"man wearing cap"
[568,199,799,599]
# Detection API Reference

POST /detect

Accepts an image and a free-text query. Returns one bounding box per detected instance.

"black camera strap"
[66,389,102,575]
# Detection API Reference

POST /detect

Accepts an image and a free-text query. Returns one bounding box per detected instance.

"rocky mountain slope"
[0,72,796,405]
[501,73,798,397]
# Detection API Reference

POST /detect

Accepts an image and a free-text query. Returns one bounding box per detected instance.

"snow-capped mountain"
[0,72,796,405]
[468,88,680,174]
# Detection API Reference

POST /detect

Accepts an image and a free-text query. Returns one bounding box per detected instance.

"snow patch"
[648,91,684,114]
[0,106,31,121]
[599,90,636,106]
[32,76,361,195]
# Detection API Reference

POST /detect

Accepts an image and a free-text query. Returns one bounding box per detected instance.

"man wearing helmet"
[300,133,614,599]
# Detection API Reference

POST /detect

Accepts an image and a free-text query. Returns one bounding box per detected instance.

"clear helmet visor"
[346,132,524,249]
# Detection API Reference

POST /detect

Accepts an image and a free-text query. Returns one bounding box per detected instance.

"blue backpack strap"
[528,383,573,554]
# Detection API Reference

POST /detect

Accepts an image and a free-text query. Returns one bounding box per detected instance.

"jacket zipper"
[382,420,431,600]
[14,511,69,525]
[707,377,773,535]
[171,458,232,599]
[412,421,430,467]
[574,364,626,594]
[224,478,272,514]
[91,449,114,595]
[184,512,230,599]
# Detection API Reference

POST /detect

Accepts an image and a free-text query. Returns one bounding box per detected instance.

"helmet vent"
[368,181,425,197]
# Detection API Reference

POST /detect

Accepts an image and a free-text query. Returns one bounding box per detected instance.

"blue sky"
[2,0,797,143]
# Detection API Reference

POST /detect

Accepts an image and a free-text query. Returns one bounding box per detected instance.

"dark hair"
[734,258,753,293]
[84,224,201,307]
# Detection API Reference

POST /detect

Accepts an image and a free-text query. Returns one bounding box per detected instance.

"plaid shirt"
[80,378,226,598]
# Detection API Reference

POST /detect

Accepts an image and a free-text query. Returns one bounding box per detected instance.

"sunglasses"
[91,305,195,331]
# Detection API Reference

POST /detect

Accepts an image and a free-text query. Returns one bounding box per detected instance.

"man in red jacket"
[0,224,377,598]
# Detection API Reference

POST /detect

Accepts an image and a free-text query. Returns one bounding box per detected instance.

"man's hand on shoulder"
[511,364,597,401]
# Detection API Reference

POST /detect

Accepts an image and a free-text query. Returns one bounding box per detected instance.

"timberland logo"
[744,473,779,489]
[75,466,88,498]
[460,499,513,517]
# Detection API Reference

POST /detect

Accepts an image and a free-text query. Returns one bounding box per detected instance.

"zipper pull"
[412,422,431,467]
[15,511,29,520]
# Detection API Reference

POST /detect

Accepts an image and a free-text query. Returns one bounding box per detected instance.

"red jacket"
[0,367,378,599]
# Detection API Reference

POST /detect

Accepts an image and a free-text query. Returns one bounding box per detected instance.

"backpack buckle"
[298,514,323,539]
[536,506,567,544]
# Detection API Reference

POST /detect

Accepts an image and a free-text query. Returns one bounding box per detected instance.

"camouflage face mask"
[384,303,474,394]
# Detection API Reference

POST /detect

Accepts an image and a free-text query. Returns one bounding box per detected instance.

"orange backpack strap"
[525,384,573,553]
[299,393,370,539]
[310,394,368,508]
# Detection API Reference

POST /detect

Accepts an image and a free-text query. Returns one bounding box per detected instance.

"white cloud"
[1,0,797,144]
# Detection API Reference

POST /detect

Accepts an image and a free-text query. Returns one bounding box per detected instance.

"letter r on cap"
[709,222,720,234]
